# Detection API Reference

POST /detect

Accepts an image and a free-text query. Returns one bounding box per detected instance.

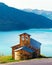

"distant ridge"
[0,3,52,31]
[23,9,52,20]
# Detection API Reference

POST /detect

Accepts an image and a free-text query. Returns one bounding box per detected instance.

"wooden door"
[15,51,20,60]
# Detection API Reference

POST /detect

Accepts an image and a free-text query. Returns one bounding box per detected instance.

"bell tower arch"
[19,33,30,46]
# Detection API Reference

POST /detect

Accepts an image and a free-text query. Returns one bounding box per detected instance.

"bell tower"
[19,33,30,46]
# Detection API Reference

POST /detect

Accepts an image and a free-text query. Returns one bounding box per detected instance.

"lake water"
[0,29,52,57]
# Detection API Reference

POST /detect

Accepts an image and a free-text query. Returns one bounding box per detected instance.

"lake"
[0,29,52,57]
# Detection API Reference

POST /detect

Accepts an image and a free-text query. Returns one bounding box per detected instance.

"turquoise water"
[0,29,52,57]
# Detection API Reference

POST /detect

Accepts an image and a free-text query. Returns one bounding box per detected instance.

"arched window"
[26,35,28,40]
[22,36,24,41]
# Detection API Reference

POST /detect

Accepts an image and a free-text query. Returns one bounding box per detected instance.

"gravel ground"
[0,58,52,65]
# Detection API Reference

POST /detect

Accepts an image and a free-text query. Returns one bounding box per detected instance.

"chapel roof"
[14,46,34,53]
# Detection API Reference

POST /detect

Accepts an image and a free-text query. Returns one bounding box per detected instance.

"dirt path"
[0,58,52,65]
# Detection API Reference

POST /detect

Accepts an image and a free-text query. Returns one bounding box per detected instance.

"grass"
[0,55,52,64]
[0,56,20,64]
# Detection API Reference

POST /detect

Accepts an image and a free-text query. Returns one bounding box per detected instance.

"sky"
[0,0,52,11]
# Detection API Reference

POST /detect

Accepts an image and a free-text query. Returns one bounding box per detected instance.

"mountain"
[0,3,52,31]
[23,9,52,20]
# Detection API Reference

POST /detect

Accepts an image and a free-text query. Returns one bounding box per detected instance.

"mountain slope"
[0,3,52,31]
[23,9,52,20]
